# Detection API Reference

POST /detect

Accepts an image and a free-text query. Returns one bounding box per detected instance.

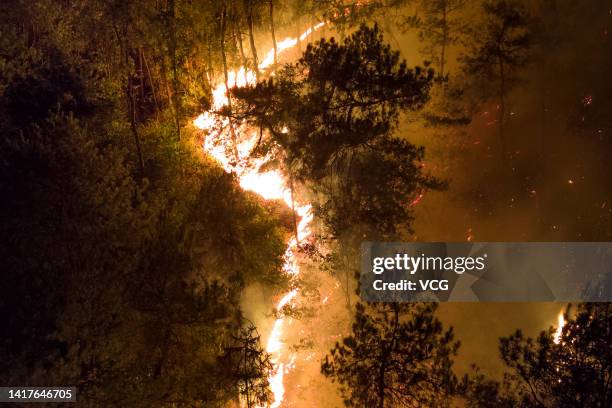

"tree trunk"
[289,172,299,243]
[245,1,259,79]
[126,76,145,174]
[114,25,145,173]
[377,307,399,408]
[141,51,159,112]
[244,336,252,408]
[220,5,240,161]
[345,259,351,310]
[128,99,145,174]
[153,326,172,378]
[235,18,249,81]
[269,0,277,67]
[138,49,145,100]
[341,252,353,321]
[206,34,215,85]
[167,0,181,140]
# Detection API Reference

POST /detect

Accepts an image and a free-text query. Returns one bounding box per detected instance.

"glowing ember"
[553,311,565,344]
[409,193,424,207]
[194,21,325,408]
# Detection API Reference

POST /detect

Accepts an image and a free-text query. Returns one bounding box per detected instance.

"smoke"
[247,1,611,400]
[379,0,612,376]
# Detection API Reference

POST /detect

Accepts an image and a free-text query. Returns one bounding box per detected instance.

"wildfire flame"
[194,21,325,408]
[553,310,565,344]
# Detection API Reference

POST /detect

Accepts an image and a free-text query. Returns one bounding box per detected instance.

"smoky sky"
[385,0,612,376]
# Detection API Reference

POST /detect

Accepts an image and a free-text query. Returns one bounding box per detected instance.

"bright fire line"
[194,22,325,408]
[553,310,565,344]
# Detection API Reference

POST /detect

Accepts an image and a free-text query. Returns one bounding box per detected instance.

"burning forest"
[1,1,611,407]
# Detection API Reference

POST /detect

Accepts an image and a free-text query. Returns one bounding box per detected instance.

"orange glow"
[553,311,565,344]
[194,21,325,408]
[266,289,297,408]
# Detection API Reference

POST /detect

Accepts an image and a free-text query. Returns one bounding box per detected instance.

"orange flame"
[194,21,325,408]
[553,311,565,344]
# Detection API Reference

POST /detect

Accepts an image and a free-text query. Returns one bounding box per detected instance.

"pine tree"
[232,24,442,240]
[322,302,459,407]
[221,324,273,408]
[402,0,467,78]
[499,303,612,407]
[460,0,532,152]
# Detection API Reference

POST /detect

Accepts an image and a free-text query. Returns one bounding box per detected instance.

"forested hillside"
[1,1,611,407]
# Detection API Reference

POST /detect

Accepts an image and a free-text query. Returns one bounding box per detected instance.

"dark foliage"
[0,2,286,405]
[461,303,612,407]
[233,24,443,239]
[499,303,612,407]
[321,302,459,407]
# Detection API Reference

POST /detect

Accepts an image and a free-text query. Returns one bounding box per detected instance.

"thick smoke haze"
[398,0,612,378]
[1,0,610,406]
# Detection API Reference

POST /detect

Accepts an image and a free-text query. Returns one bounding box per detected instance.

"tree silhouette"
[460,0,532,152]
[321,303,459,407]
[498,303,611,407]
[232,24,442,240]
[402,0,467,79]
[221,323,273,408]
